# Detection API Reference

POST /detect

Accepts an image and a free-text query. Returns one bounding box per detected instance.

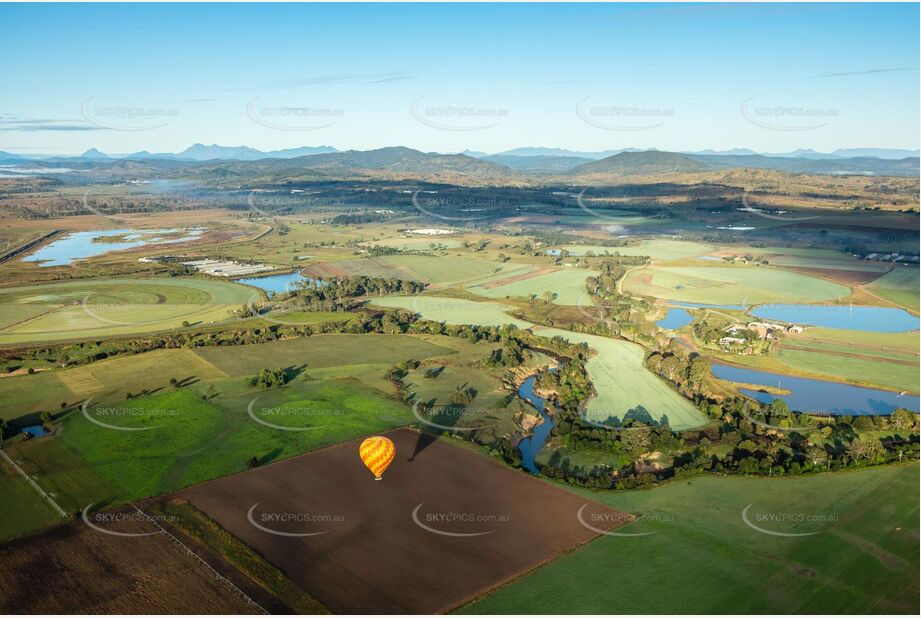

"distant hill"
[114,143,342,161]
[185,146,517,184]
[178,144,272,161]
[687,153,920,177]
[831,148,920,160]
[568,150,712,176]
[496,147,638,160]
[81,147,109,159]
[483,154,593,173]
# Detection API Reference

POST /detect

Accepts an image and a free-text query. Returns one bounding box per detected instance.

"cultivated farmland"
[178,428,627,614]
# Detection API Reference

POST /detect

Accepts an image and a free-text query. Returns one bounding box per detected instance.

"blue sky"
[1,2,918,155]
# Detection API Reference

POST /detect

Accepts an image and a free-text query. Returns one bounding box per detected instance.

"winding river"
[517,374,554,475]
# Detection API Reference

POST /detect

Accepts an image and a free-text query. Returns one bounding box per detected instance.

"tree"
[847,438,884,462]
[619,426,652,457]
[807,445,828,468]
[251,368,288,389]
[890,408,915,432]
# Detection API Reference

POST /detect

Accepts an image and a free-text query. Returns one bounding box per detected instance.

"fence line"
[129,503,269,615]
[0,447,68,518]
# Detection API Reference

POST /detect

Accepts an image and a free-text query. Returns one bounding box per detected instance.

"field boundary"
[0,447,68,519]
[130,502,269,615]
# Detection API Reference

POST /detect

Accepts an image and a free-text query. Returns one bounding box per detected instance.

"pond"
[21,425,49,437]
[751,304,919,333]
[236,271,312,295]
[24,228,203,267]
[517,374,554,475]
[711,363,919,415]
[657,308,693,330]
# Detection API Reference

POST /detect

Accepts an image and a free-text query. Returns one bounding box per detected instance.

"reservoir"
[657,308,693,330]
[751,304,919,333]
[237,271,310,294]
[25,228,203,267]
[711,363,919,415]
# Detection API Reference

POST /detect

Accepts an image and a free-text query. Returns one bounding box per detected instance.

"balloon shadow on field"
[408,402,468,461]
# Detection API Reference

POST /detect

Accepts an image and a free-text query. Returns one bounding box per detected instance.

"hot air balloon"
[359,436,396,480]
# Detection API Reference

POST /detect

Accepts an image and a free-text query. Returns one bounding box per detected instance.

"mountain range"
[1,144,916,164]
[0,146,917,181]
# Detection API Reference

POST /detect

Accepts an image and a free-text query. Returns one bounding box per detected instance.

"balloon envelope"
[359,436,396,480]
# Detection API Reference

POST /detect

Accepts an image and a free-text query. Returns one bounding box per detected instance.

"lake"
[25,228,203,267]
[711,363,919,415]
[657,308,693,330]
[236,271,311,294]
[517,374,554,475]
[673,301,748,310]
[751,304,919,333]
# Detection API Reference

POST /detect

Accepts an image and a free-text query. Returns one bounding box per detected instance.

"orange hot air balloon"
[359,436,396,480]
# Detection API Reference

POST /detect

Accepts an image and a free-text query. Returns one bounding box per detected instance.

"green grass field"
[307,254,528,288]
[373,296,533,328]
[0,277,256,344]
[385,254,529,287]
[372,237,462,250]
[538,328,708,431]
[194,333,452,376]
[374,296,706,431]
[777,347,918,392]
[561,239,712,261]
[0,348,228,421]
[461,464,919,614]
[868,266,920,311]
[50,377,413,503]
[771,328,919,392]
[0,449,68,539]
[0,371,79,421]
[623,265,850,304]
[467,268,597,305]
[738,246,892,273]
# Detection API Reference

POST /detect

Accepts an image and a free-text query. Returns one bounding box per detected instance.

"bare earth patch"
[179,428,626,614]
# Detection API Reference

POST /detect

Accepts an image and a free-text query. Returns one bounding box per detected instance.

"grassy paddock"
[0,277,255,345]
[868,266,920,311]
[623,265,850,304]
[467,268,597,306]
[461,464,919,614]
[194,333,453,376]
